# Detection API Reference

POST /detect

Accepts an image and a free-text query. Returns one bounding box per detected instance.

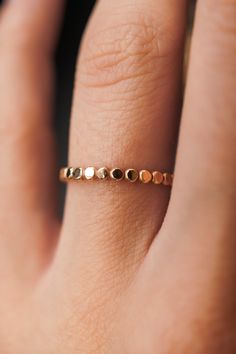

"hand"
[0,0,235,353]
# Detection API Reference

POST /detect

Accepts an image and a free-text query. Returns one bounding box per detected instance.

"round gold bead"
[152,171,164,185]
[125,169,139,182]
[163,173,173,186]
[73,167,83,180]
[59,166,173,187]
[110,168,124,181]
[139,170,152,184]
[96,167,109,180]
[59,168,67,181]
[66,167,74,179]
[84,167,96,180]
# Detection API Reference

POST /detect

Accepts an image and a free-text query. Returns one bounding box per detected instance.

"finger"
[0,0,64,282]
[167,0,236,228]
[154,0,236,299]
[59,0,187,281]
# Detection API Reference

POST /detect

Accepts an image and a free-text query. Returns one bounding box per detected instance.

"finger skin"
[169,0,236,221]
[0,0,64,285]
[38,1,187,351]
[54,0,187,328]
[164,1,236,245]
[147,2,236,349]
[164,0,236,292]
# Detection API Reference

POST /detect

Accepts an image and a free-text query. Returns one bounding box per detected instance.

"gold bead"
[139,170,152,183]
[152,171,164,185]
[110,168,124,181]
[163,173,173,186]
[96,167,109,180]
[59,166,173,187]
[66,167,74,179]
[73,167,83,180]
[59,168,67,181]
[125,169,139,182]
[84,167,96,180]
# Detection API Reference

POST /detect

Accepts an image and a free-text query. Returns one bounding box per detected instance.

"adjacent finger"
[167,0,236,228]
[0,0,64,283]
[59,0,187,282]
[153,1,236,301]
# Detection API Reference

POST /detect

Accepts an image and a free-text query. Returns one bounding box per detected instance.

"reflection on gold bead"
[66,167,74,179]
[73,167,83,180]
[110,168,124,181]
[163,173,173,186]
[84,167,95,180]
[96,167,109,180]
[139,170,152,183]
[125,169,138,182]
[152,171,163,185]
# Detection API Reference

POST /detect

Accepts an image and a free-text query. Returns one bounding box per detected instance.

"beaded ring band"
[60,167,173,186]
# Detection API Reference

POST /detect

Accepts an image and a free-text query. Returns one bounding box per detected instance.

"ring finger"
[58,0,187,283]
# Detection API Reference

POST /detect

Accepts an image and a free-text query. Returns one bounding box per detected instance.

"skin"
[0,0,235,352]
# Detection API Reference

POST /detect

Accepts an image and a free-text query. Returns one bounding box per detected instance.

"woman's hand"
[0,0,235,353]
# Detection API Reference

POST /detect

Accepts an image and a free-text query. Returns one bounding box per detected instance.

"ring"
[59,167,173,186]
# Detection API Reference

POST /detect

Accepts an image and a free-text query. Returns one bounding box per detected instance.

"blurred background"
[55,0,96,167]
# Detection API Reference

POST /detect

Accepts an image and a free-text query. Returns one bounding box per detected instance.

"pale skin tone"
[0,0,235,352]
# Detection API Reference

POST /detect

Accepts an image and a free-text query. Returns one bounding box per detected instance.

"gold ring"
[59,167,173,186]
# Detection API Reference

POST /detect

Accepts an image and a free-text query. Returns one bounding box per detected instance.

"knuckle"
[80,23,159,89]
[78,13,178,90]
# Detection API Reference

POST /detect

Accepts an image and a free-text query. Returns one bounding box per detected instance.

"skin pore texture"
[0,0,236,353]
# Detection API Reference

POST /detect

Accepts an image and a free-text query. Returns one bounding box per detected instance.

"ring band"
[59,167,173,186]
